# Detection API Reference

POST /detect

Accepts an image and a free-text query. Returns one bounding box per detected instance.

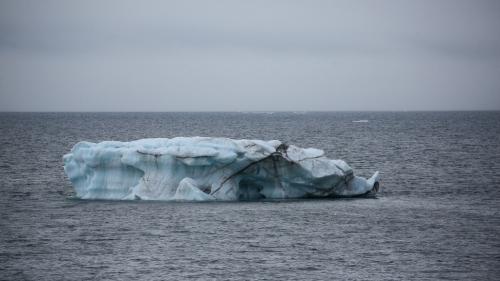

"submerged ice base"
[63,137,380,201]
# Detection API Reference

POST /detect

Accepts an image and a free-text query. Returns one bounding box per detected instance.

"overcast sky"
[1,0,500,111]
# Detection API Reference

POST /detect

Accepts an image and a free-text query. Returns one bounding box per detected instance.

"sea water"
[1,112,499,280]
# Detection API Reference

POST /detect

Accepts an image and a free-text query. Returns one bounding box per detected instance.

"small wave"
[240,111,275,114]
[352,120,369,123]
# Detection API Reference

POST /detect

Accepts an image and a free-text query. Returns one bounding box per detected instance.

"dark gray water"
[1,112,499,280]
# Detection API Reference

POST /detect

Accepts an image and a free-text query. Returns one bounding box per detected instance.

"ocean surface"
[0,111,499,280]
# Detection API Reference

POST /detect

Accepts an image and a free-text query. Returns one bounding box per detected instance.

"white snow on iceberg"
[63,137,380,201]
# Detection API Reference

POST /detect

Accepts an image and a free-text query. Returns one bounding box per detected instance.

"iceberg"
[63,137,380,201]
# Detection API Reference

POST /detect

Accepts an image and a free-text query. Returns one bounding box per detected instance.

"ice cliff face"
[63,137,380,201]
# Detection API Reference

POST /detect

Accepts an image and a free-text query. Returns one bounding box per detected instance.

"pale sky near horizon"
[1,0,500,111]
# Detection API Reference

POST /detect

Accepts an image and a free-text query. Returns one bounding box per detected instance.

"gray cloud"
[1,0,500,111]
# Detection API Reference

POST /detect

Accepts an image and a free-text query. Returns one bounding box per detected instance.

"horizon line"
[1,109,500,113]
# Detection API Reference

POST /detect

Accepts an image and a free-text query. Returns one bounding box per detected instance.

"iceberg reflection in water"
[63,137,380,201]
